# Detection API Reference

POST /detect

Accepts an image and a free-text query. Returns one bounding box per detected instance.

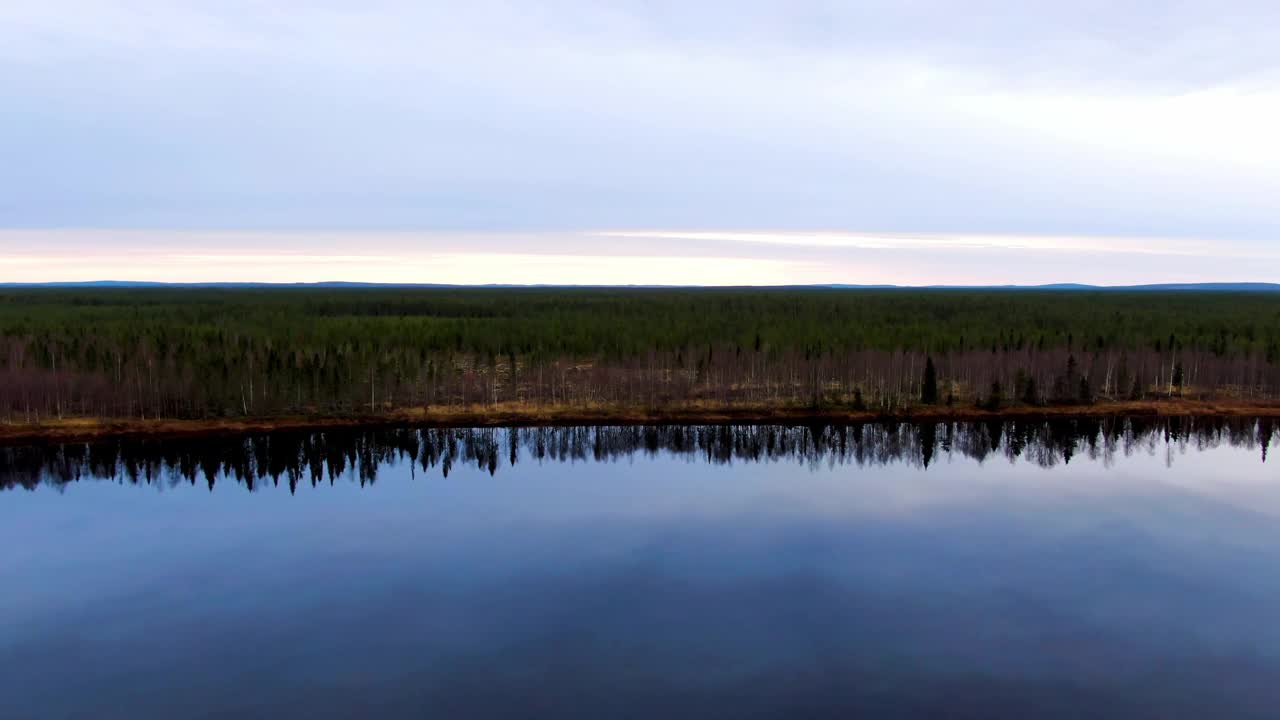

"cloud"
[599,230,1280,259]
[3,229,1277,285]
[1,2,1277,273]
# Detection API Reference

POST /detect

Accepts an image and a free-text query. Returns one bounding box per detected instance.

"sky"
[2,1,1279,285]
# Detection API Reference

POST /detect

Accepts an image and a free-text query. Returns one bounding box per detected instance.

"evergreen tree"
[1023,376,1039,406]
[921,356,938,405]
[1054,354,1079,403]
[852,388,866,411]
[1116,355,1131,400]
[984,380,1002,411]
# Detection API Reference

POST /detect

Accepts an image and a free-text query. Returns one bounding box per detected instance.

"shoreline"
[1,399,1277,445]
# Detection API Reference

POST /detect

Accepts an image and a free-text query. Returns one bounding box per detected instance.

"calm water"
[2,418,1278,719]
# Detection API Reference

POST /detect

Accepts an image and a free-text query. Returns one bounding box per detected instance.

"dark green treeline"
[1,287,1278,420]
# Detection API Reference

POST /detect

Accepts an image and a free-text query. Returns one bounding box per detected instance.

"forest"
[1,287,1278,423]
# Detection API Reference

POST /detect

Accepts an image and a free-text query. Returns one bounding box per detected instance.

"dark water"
[2,418,1278,719]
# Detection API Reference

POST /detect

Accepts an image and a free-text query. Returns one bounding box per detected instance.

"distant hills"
[1,281,1278,291]
[826,283,1280,291]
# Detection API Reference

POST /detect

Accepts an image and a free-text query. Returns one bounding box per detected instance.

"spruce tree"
[921,356,939,405]
[1023,377,1039,406]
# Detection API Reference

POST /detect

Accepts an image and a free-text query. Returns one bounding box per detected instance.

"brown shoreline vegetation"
[3,398,1278,446]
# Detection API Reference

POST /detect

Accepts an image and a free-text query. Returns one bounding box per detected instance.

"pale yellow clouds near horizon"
[0,231,818,285]
[1,229,1277,286]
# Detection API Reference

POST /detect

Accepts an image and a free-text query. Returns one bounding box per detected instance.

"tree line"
[1,287,1278,421]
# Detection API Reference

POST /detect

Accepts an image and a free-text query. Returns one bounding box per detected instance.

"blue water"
[2,421,1278,718]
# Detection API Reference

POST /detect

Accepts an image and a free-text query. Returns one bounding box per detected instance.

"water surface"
[2,418,1278,718]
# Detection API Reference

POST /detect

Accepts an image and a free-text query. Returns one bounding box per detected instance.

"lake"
[2,417,1278,718]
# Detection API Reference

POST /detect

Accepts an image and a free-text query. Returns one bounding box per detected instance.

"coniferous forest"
[1,287,1278,423]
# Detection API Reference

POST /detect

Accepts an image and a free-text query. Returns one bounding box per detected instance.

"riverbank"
[2,398,1278,445]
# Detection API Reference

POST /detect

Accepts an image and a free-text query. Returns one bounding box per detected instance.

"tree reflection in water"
[2,416,1274,492]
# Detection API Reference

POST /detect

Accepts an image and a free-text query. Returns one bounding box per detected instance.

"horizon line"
[3,281,1278,291]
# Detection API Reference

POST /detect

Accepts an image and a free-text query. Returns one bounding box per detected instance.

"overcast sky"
[3,2,1278,284]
